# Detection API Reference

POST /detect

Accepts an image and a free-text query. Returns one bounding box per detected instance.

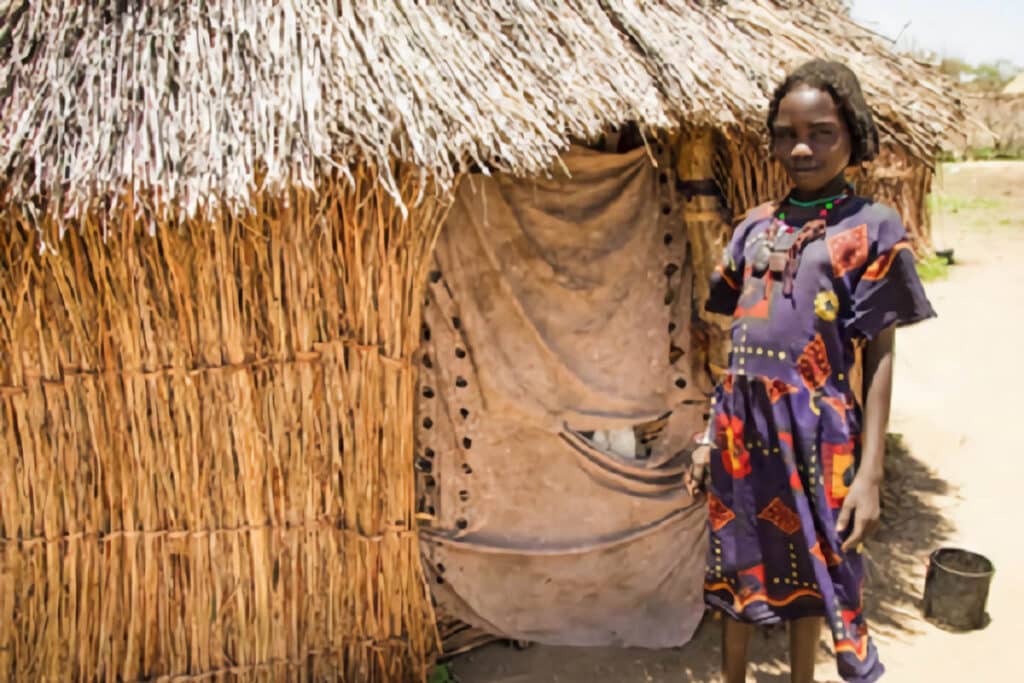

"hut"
[965,74,1024,158]
[0,1,959,681]
[1004,73,1024,96]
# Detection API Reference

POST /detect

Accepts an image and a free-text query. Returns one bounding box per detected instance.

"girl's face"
[772,84,853,194]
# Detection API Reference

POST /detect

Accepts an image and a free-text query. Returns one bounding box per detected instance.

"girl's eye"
[774,130,796,142]
[811,128,837,143]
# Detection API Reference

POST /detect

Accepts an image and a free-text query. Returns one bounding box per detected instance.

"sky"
[851,0,1023,67]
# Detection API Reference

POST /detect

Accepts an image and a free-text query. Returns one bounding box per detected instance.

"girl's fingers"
[841,517,867,553]
[685,465,704,495]
[836,498,854,533]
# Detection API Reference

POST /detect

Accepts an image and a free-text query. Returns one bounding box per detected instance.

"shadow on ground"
[448,434,954,682]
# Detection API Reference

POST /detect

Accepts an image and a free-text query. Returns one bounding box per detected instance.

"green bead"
[825,202,834,210]
[778,212,785,220]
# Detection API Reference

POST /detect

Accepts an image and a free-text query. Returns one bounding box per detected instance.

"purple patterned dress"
[703,197,935,683]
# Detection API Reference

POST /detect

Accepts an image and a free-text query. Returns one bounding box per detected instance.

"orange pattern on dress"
[704,581,822,611]
[758,497,802,535]
[708,492,736,532]
[735,269,772,319]
[797,333,832,391]
[716,263,741,290]
[822,440,856,509]
[716,414,752,479]
[737,563,767,601]
[815,533,845,567]
[827,223,869,277]
[821,395,850,422]
[836,607,871,661]
[862,241,911,281]
[810,541,827,566]
[767,378,799,403]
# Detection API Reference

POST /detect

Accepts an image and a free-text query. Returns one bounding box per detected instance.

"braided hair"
[767,60,880,165]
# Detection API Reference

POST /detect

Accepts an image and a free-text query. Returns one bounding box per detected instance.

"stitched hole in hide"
[456,518,468,530]
[462,437,473,449]
[664,263,679,277]
[664,291,674,306]
[422,324,431,341]
[424,447,435,458]
[425,475,436,488]
[662,205,672,215]
[668,322,677,334]
[459,490,470,502]
[452,316,462,329]
[455,347,467,359]
[422,387,435,399]
[422,417,433,429]
[429,270,442,283]
[659,172,668,184]
[415,457,432,473]
[663,233,673,246]
[422,354,433,369]
[462,464,473,474]
[455,377,468,388]
[459,408,469,419]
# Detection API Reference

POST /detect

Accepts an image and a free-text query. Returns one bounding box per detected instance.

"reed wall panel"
[0,168,446,681]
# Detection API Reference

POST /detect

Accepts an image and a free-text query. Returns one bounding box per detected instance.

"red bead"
[820,208,828,217]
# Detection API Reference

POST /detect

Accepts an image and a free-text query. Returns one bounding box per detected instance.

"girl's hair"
[766,60,880,165]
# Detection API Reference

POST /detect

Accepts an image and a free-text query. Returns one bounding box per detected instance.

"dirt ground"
[449,161,1024,682]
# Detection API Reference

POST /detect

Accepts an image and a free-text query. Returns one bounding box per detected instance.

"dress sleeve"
[846,208,936,340]
[705,212,760,315]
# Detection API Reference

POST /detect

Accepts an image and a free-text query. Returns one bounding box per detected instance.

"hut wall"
[966,93,1024,157]
[0,168,444,681]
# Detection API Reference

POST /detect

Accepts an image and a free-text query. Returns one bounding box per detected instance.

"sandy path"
[450,161,1023,682]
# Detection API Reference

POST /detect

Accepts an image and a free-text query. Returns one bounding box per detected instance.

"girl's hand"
[837,475,881,553]
[685,445,712,496]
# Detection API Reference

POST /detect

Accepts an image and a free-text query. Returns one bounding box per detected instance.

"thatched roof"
[1004,73,1024,96]
[0,1,960,221]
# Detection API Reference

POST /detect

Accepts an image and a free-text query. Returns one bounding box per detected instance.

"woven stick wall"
[0,165,446,681]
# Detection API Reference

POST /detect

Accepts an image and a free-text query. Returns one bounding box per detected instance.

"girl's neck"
[789,174,849,203]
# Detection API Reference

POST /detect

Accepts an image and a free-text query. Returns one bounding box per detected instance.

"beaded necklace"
[753,187,853,296]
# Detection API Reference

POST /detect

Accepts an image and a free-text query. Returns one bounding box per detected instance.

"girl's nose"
[791,142,813,158]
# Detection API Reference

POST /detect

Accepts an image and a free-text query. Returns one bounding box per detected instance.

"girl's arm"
[837,325,895,551]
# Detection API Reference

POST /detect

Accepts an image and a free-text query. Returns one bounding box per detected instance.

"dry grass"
[0,165,450,681]
[0,1,960,226]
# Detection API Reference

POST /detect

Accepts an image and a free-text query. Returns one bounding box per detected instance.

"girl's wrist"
[854,467,883,487]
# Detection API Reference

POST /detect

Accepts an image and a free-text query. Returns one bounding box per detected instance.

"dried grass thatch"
[1,1,959,225]
[0,166,448,681]
[965,92,1024,157]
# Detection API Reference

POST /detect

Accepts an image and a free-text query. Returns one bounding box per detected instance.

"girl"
[687,61,935,683]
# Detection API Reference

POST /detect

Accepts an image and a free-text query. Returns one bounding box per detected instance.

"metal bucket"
[922,548,994,631]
